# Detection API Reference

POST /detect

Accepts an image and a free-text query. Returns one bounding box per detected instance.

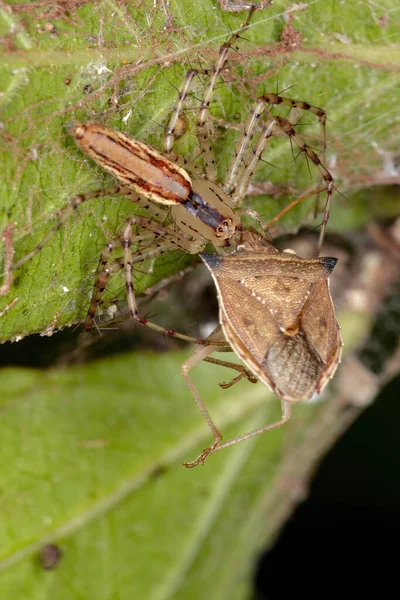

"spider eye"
[217,227,224,233]
[222,221,229,227]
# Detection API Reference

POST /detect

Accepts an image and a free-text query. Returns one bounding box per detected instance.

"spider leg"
[84,231,167,331]
[228,113,282,206]
[224,95,333,253]
[272,115,334,254]
[262,93,326,155]
[10,185,122,272]
[164,7,256,181]
[121,215,227,345]
[223,99,270,196]
[10,185,169,274]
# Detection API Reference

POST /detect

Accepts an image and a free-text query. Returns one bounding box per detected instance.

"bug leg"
[203,356,258,387]
[182,329,293,466]
[265,186,327,234]
[181,342,228,468]
[214,399,292,453]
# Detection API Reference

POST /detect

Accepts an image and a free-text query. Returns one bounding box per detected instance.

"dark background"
[254,374,400,598]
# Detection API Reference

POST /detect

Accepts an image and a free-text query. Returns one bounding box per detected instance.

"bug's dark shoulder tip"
[321,256,338,274]
[200,253,223,270]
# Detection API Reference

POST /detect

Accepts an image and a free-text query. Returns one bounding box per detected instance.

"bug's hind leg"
[214,399,292,454]
[181,324,292,467]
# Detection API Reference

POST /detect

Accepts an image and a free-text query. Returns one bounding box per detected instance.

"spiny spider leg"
[273,115,333,254]
[263,93,326,154]
[224,94,327,207]
[84,233,173,332]
[121,215,227,345]
[8,185,169,274]
[229,115,281,204]
[219,96,333,253]
[164,7,256,180]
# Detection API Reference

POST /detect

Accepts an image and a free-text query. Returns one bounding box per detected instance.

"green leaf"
[0,350,299,598]
[0,302,369,599]
[1,0,399,341]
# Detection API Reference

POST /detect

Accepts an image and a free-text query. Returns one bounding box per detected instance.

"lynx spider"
[9,8,333,335]
[6,8,337,465]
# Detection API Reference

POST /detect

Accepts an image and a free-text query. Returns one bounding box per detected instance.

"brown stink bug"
[182,228,342,467]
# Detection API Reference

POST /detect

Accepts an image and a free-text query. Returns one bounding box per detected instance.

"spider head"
[184,180,241,247]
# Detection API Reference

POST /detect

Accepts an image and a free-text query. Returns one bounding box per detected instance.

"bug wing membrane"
[201,249,341,403]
